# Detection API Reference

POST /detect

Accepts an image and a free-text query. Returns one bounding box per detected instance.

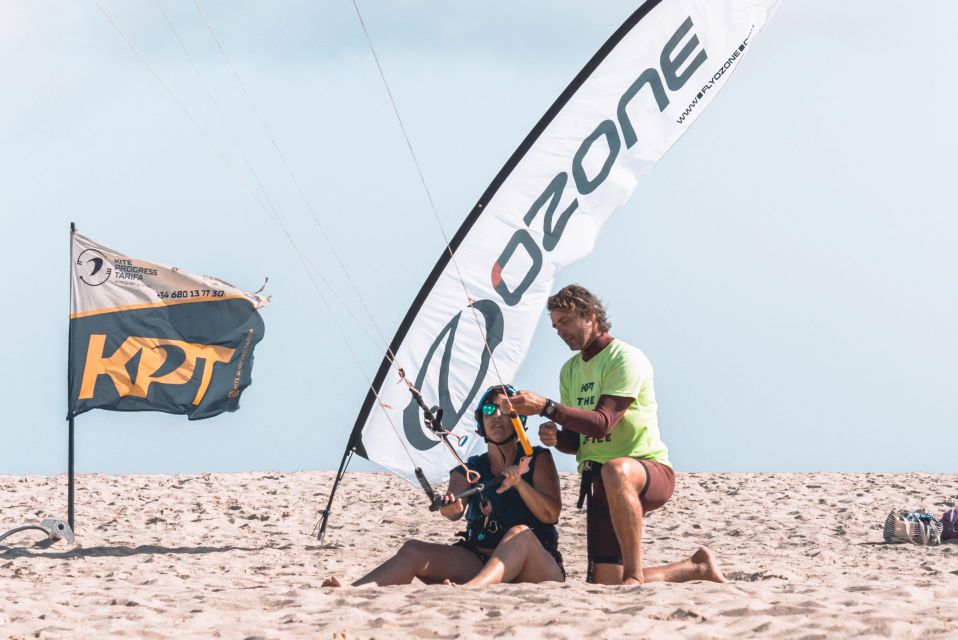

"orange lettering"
[78,335,235,405]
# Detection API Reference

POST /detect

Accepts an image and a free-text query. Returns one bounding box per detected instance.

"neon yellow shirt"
[559,339,671,470]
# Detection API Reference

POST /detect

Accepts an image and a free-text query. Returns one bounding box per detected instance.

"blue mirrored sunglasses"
[480,403,502,416]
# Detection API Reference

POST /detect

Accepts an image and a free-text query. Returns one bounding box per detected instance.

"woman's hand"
[496,456,531,494]
[438,492,465,519]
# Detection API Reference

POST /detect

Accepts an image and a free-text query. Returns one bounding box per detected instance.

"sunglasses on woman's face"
[480,403,503,416]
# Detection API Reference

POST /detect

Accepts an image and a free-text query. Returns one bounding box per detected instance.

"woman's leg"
[464,525,564,587]
[326,540,483,587]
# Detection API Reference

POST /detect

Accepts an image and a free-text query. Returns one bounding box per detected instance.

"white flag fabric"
[353,0,781,483]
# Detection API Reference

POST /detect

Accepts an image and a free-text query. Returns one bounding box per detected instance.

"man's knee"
[600,457,646,491]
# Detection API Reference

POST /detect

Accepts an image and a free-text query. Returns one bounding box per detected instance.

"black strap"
[577,460,602,509]
[579,461,597,581]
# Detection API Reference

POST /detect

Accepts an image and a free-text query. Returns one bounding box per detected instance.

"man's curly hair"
[546,284,611,333]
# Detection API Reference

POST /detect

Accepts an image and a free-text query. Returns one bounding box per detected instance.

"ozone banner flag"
[351,0,781,484]
[68,232,269,420]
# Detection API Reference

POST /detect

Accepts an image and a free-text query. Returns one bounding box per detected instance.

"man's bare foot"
[622,576,645,587]
[322,575,343,588]
[691,547,728,583]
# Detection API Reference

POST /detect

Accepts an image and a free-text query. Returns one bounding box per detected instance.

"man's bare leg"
[591,562,624,585]
[322,540,482,587]
[464,525,563,587]
[600,457,648,585]
[590,547,727,586]
[642,547,728,584]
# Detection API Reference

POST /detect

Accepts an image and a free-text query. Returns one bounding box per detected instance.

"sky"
[1,1,956,479]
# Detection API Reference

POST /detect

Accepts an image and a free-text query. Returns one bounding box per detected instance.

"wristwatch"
[540,398,558,419]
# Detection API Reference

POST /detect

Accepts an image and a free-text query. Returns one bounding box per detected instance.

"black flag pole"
[67,417,75,531]
[67,222,76,532]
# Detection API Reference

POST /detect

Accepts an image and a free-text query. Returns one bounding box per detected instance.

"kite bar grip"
[509,412,533,456]
[455,477,504,502]
[415,467,443,512]
[428,477,506,511]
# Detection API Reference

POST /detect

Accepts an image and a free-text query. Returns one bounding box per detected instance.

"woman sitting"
[323,384,564,587]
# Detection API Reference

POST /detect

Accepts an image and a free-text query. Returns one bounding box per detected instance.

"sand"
[1,471,957,639]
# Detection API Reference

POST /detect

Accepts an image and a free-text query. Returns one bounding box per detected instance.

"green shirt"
[559,339,671,470]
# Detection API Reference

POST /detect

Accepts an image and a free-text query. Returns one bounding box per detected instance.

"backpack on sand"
[883,509,943,546]
[941,506,958,540]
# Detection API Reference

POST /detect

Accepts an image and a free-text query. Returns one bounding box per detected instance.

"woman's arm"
[439,469,472,520]
[504,451,562,524]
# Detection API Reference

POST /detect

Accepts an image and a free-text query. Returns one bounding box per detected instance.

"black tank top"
[453,445,559,550]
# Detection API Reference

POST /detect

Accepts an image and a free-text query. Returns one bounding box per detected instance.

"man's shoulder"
[605,339,650,364]
[559,352,581,374]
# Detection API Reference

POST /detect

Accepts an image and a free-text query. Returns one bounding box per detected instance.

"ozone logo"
[492,17,708,307]
[402,299,504,451]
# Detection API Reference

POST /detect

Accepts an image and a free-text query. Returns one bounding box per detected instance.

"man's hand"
[539,421,558,447]
[496,455,532,494]
[509,390,547,416]
[438,492,465,519]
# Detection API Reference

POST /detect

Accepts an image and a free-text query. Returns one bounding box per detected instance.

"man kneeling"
[511,284,727,586]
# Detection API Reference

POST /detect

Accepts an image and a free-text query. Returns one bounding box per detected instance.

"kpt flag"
[68,232,269,420]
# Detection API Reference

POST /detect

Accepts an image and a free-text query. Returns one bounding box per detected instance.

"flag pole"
[68,418,75,531]
[67,222,76,532]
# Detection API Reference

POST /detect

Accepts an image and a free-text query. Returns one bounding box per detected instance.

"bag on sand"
[942,507,958,540]
[883,509,943,546]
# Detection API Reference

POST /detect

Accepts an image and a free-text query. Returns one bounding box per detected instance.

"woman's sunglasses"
[480,403,503,416]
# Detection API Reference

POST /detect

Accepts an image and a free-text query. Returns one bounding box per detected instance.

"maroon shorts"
[578,458,675,575]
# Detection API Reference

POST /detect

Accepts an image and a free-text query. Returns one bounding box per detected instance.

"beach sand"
[2,471,956,639]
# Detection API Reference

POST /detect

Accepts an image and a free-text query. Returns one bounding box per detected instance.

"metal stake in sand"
[0,519,76,547]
